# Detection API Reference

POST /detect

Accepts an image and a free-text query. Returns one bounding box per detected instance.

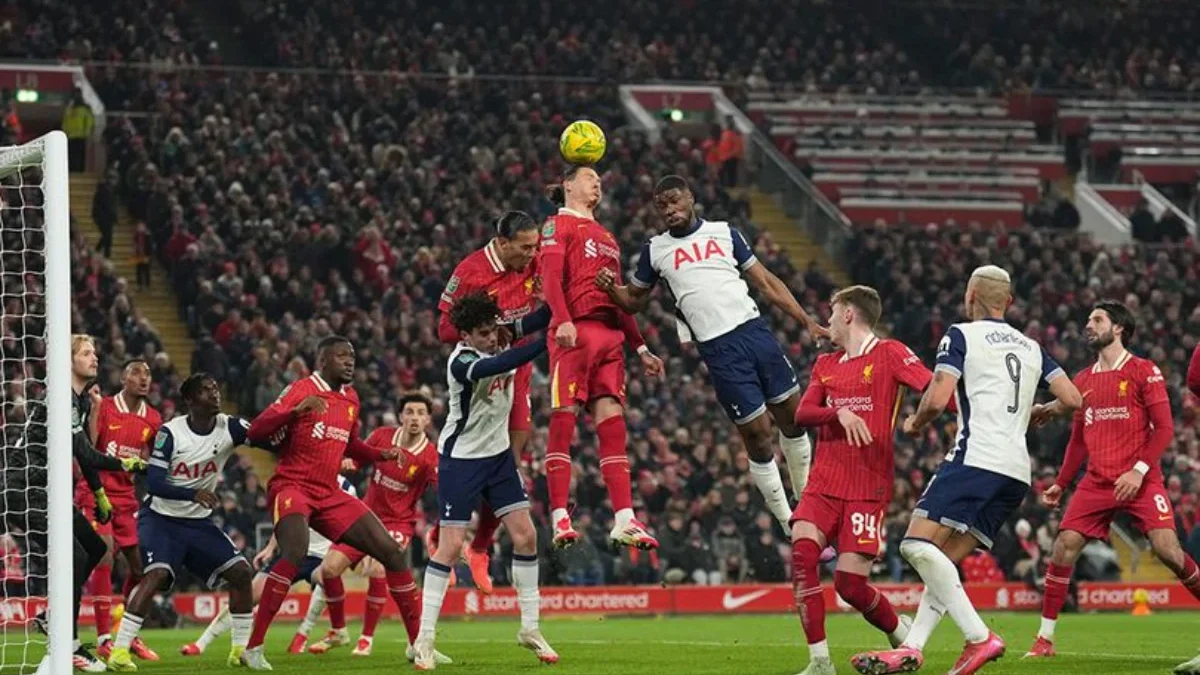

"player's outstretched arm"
[1045,369,1083,412]
[513,305,552,339]
[453,339,548,383]
[595,267,652,314]
[743,262,827,338]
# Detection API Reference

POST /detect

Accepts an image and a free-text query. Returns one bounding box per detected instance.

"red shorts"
[91,496,140,549]
[269,481,371,543]
[1060,478,1176,540]
[509,362,533,432]
[791,491,887,558]
[330,522,413,568]
[548,319,626,409]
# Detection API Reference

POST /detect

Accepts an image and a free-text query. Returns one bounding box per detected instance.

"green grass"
[6,612,1200,674]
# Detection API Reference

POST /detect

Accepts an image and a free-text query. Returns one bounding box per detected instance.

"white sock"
[72,639,81,652]
[780,431,812,497]
[614,508,634,528]
[1038,617,1056,641]
[901,539,988,644]
[231,613,252,648]
[551,508,570,526]
[902,589,946,650]
[198,606,231,649]
[809,639,829,660]
[511,554,540,631]
[748,458,793,529]
[113,613,143,650]
[297,585,326,637]
[419,563,452,638]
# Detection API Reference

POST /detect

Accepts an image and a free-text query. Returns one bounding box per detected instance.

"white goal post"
[0,130,71,674]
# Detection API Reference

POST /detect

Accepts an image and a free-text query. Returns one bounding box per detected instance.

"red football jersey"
[361,427,438,525]
[440,240,540,324]
[261,373,364,495]
[95,395,161,500]
[802,336,933,501]
[539,208,624,325]
[1072,352,1168,484]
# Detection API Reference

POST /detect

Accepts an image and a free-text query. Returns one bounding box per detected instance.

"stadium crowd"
[8,0,1197,591]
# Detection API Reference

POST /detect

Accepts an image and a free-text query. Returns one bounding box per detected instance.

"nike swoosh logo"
[108,425,122,430]
[1081,389,1093,399]
[722,589,771,610]
[858,539,875,545]
[1159,514,1173,520]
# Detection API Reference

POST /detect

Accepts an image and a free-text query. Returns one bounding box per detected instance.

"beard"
[1088,329,1115,351]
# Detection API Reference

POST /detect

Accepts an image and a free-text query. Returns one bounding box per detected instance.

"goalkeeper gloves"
[121,456,147,473]
[93,488,112,524]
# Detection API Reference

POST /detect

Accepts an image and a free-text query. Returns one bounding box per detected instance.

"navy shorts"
[913,462,1029,549]
[138,508,246,589]
[696,318,800,424]
[261,554,322,587]
[438,451,529,526]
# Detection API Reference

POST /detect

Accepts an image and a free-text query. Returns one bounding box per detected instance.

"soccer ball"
[559,120,606,165]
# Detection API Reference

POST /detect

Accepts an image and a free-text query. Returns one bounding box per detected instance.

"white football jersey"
[439,342,513,459]
[936,319,1065,484]
[147,414,248,519]
[306,476,357,559]
[632,219,760,343]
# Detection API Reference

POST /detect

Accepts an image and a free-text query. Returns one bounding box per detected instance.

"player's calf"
[834,569,903,641]
[1148,530,1200,600]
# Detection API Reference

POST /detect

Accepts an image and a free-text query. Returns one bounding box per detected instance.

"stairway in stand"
[747,188,852,289]
[71,173,277,478]
[70,174,194,378]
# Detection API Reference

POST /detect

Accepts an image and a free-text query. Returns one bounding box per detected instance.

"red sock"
[1041,562,1073,621]
[792,539,826,645]
[386,570,421,644]
[834,570,899,634]
[248,558,296,649]
[362,577,388,638]
[323,573,347,630]
[90,564,113,638]
[471,503,501,554]
[596,416,633,513]
[1177,556,1200,601]
[120,573,138,601]
[545,411,576,512]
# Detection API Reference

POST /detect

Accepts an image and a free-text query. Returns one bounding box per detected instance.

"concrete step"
[748,189,853,289]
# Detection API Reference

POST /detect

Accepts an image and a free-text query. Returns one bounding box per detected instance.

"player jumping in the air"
[788,286,935,675]
[179,472,358,656]
[240,336,406,669]
[541,165,664,550]
[82,359,162,662]
[1026,301,1200,658]
[597,174,820,531]
[414,292,555,670]
[437,210,542,592]
[851,266,1082,675]
[311,393,449,663]
[106,373,255,672]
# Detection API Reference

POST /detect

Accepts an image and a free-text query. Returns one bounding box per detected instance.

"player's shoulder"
[813,351,843,371]
[876,338,920,363]
[368,425,397,445]
[452,247,488,276]
[1129,355,1165,382]
[1072,365,1092,384]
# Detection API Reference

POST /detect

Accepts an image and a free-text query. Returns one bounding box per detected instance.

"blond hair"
[831,285,882,328]
[71,334,96,356]
[968,265,1012,316]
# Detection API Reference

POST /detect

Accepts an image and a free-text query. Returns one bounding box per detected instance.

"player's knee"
[223,561,253,589]
[1150,535,1185,571]
[1051,531,1085,565]
[141,569,171,593]
[740,419,773,462]
[833,570,869,607]
[378,543,408,572]
[507,516,537,554]
[899,537,932,564]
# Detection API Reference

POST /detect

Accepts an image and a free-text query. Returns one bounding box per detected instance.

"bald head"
[966,265,1012,319]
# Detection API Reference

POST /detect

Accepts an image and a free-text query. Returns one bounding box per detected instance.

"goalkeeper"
[8,335,145,672]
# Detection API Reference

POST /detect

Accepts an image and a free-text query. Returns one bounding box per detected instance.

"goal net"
[0,131,73,674]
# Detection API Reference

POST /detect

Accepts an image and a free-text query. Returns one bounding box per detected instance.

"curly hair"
[449,291,501,334]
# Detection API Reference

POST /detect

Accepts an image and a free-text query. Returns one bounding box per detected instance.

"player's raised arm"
[451,340,547,383]
[246,382,324,447]
[595,242,655,314]
[740,238,827,339]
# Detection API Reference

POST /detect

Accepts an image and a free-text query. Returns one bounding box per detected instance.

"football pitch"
[6,613,1198,674]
